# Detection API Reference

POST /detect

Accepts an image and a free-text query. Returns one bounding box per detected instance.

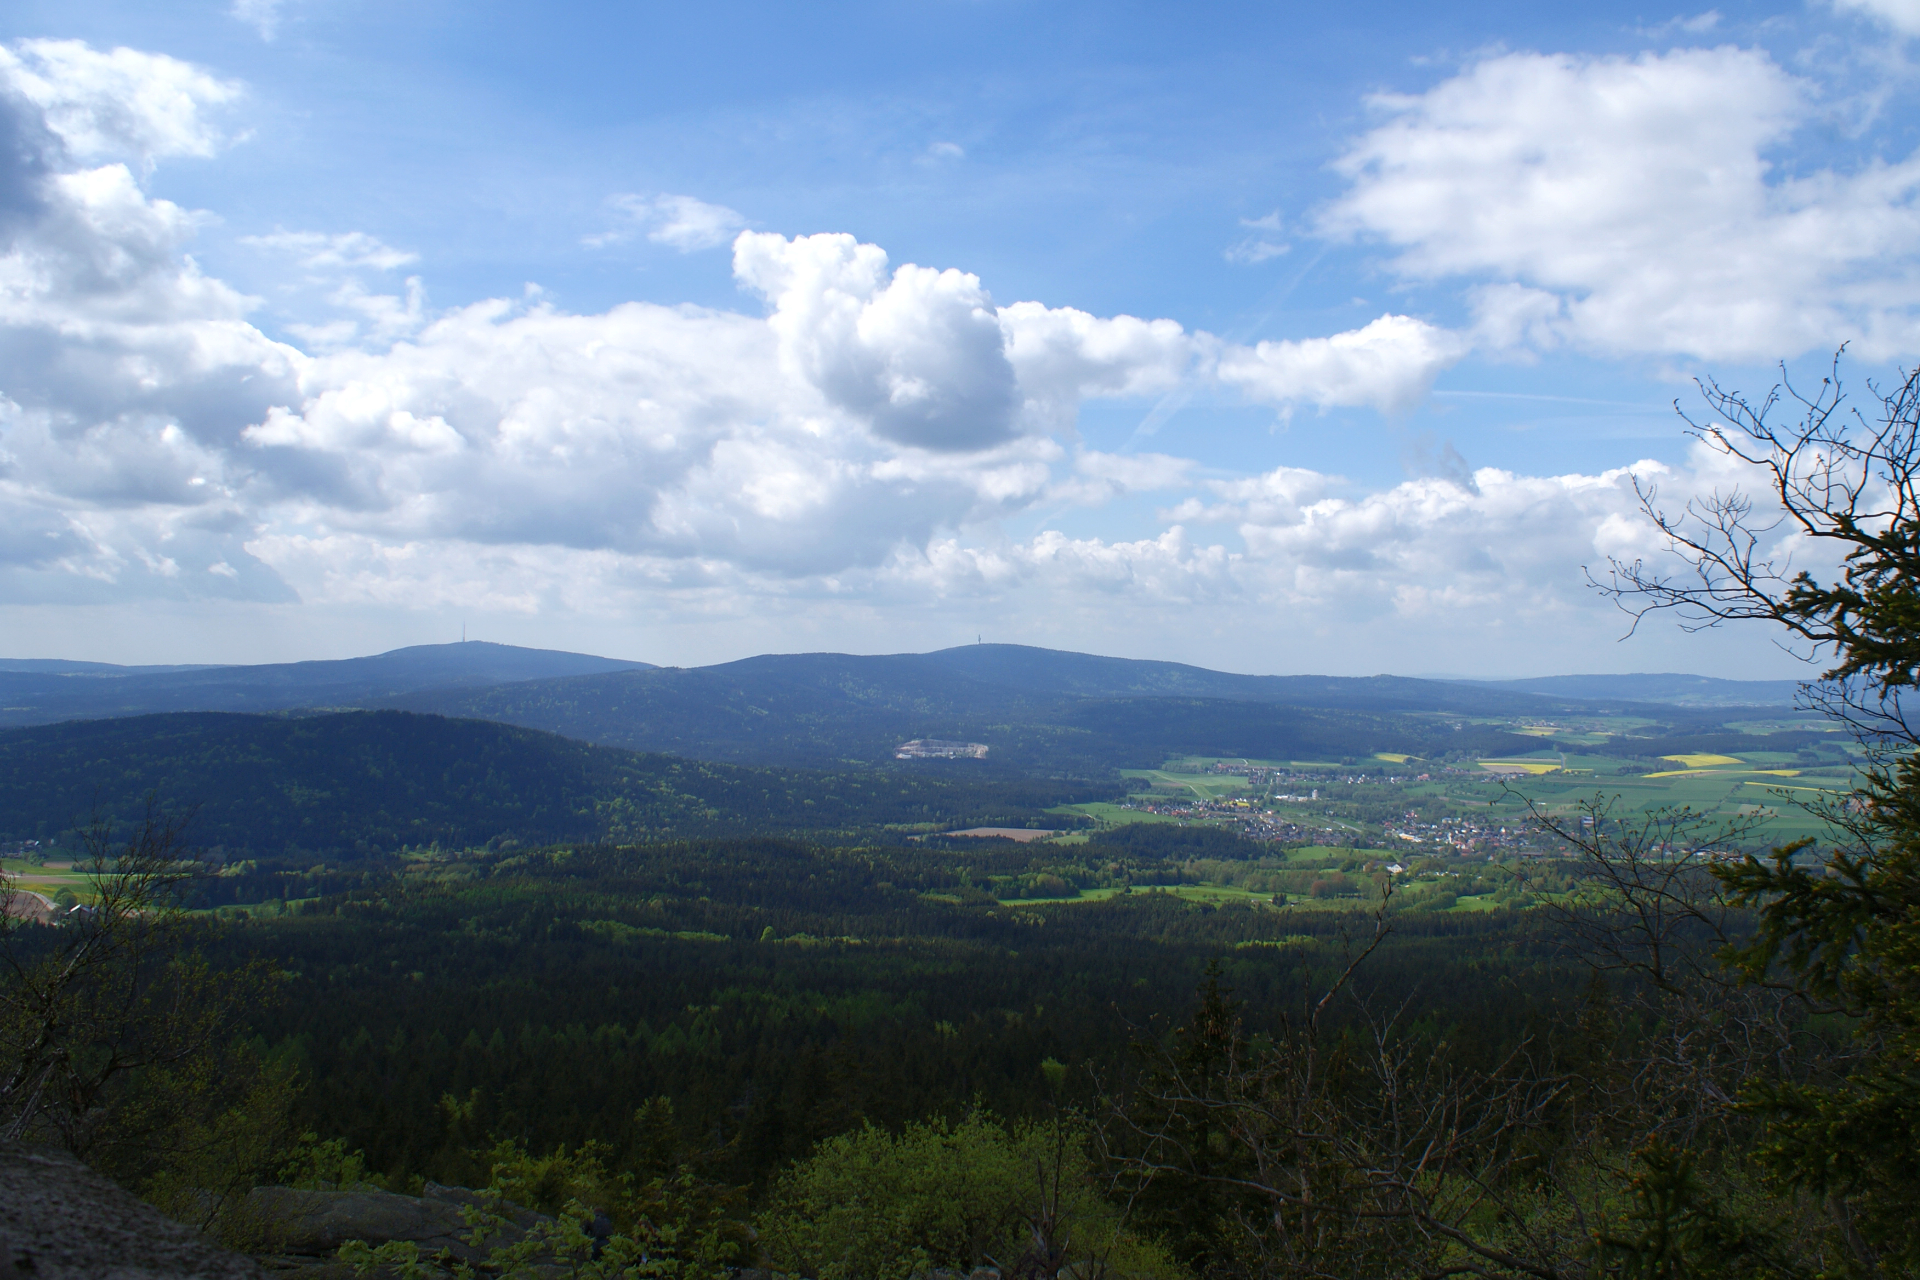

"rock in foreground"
[0,1144,265,1280]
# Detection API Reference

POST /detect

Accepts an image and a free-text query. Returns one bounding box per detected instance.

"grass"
[1744,780,1844,794]
[1486,762,1851,844]
[1287,845,1367,864]
[1054,803,1187,827]
[1161,755,1295,769]
[1118,770,1251,800]
[1,858,91,896]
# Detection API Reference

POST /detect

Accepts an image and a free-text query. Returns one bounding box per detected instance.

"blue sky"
[2,0,1918,675]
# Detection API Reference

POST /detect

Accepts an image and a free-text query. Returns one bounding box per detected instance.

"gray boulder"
[244,1188,470,1257]
[245,1182,562,1267]
[0,1143,266,1279]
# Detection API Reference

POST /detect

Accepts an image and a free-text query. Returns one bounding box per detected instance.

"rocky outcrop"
[245,1182,578,1272]
[0,1143,265,1279]
[247,1187,470,1260]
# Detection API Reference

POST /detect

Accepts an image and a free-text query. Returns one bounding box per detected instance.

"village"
[1108,758,1575,858]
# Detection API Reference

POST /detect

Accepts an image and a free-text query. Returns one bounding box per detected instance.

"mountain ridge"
[1452,672,1805,707]
[0,642,652,726]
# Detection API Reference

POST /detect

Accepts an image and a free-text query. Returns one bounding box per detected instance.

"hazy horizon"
[0,637,1817,687]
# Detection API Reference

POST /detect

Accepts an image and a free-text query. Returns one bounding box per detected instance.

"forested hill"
[0,641,1776,776]
[914,644,1567,712]
[0,711,1099,856]
[384,650,1550,772]
[0,642,650,727]
[1458,671,1804,707]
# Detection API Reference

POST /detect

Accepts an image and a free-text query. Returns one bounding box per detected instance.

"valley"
[0,639,1866,1278]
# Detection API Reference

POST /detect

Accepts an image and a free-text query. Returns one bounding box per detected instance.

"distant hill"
[0,642,652,727]
[0,711,1096,856]
[386,647,1549,772]
[1456,672,1806,708]
[0,659,220,675]
[1,641,1781,777]
[916,644,1574,714]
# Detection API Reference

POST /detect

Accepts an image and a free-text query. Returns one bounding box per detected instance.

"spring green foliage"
[0,807,303,1251]
[337,1103,751,1280]
[757,1111,1177,1280]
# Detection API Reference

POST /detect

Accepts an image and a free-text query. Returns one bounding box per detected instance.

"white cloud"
[1326,47,1920,361]
[926,141,965,161]
[229,0,286,40]
[588,193,747,252]
[1638,10,1723,36]
[998,300,1195,430]
[241,230,426,349]
[1215,314,1469,417]
[0,39,242,167]
[1225,211,1290,264]
[879,446,1799,667]
[736,230,1023,451]
[866,452,1772,671]
[242,230,418,272]
[1225,237,1289,264]
[1223,463,1664,612]
[1833,0,1920,34]
[1044,449,1199,506]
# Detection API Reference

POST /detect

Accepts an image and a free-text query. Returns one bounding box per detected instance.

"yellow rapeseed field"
[1478,760,1562,775]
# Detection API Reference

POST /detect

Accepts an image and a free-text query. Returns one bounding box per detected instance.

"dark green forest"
[0,711,1108,855]
[208,839,1575,1192]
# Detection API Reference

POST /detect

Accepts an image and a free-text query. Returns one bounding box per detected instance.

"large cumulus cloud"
[1327,46,1920,361]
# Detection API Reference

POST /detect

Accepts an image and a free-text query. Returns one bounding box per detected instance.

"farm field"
[1044,802,1184,832]
[1005,882,1384,910]
[1048,711,1871,859]
[0,857,88,896]
[1117,768,1253,800]
[1485,749,1858,844]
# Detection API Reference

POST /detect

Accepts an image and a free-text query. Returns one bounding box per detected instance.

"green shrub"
[756,1110,1181,1280]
